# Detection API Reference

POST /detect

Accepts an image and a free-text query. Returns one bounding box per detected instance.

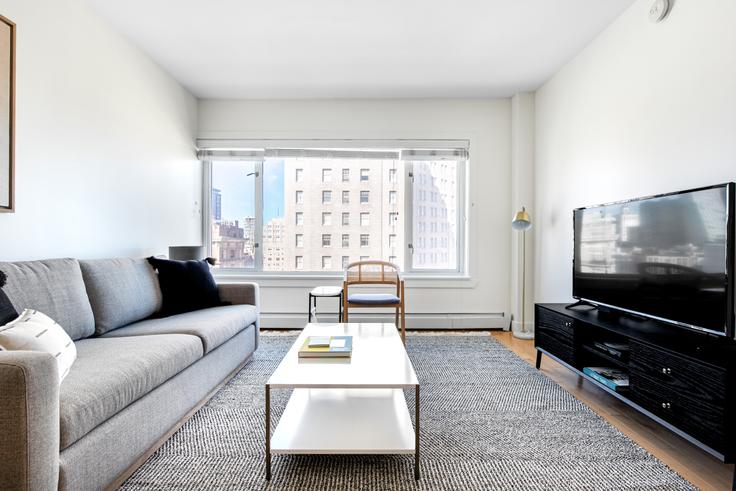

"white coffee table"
[265,323,420,480]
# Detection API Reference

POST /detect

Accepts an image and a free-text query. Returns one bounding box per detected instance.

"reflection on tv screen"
[573,186,729,333]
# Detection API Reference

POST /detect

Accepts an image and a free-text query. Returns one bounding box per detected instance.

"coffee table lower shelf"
[265,387,420,480]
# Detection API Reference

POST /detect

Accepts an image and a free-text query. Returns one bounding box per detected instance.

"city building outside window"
[342,256,350,269]
[322,256,332,269]
[206,146,464,273]
[322,234,331,247]
[360,255,369,261]
[389,255,397,264]
[342,234,349,248]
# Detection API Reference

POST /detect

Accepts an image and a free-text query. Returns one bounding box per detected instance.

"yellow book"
[298,336,352,358]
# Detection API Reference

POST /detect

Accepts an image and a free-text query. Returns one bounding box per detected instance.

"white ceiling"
[86,0,635,99]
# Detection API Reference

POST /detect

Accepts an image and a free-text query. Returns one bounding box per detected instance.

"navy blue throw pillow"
[147,257,221,316]
[0,270,19,325]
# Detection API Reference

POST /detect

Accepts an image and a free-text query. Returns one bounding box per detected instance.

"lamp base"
[511,322,534,340]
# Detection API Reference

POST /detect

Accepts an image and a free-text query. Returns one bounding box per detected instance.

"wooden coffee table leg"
[265,384,271,480]
[415,384,420,480]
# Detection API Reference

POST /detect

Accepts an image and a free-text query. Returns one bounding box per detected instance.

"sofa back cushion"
[0,258,95,340]
[79,258,162,335]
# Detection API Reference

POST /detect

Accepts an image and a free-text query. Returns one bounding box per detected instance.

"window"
[360,255,369,261]
[342,256,350,269]
[322,256,332,269]
[389,212,399,226]
[206,143,465,273]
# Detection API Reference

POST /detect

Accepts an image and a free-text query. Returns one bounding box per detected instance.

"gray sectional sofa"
[0,258,260,491]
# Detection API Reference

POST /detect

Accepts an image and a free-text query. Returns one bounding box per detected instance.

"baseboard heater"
[260,312,508,330]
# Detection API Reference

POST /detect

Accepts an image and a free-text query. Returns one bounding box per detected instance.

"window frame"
[203,145,467,278]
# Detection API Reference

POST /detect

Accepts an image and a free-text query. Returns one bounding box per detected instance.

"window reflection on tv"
[573,184,734,335]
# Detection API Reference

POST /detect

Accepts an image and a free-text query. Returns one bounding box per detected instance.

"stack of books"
[583,366,629,392]
[298,336,353,358]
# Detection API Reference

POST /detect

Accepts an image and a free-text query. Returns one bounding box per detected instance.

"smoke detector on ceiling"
[649,0,670,23]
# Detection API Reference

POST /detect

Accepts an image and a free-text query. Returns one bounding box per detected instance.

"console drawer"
[535,307,576,366]
[630,340,727,408]
[535,308,575,347]
[631,372,725,451]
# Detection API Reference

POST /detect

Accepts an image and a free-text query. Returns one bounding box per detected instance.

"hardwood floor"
[491,331,733,491]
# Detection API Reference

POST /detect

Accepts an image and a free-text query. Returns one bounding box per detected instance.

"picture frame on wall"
[0,15,14,213]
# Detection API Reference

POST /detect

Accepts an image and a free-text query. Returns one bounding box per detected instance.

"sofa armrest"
[218,282,261,348]
[0,351,60,491]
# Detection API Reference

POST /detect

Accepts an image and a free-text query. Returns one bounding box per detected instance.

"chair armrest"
[0,351,60,491]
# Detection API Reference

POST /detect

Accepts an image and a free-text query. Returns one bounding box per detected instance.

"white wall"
[199,99,512,327]
[534,0,736,303]
[0,0,200,261]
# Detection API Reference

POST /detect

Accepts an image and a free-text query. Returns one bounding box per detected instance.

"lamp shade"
[511,207,532,231]
[168,246,205,261]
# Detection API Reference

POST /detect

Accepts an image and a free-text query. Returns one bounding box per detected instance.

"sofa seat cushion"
[59,334,203,449]
[101,305,258,354]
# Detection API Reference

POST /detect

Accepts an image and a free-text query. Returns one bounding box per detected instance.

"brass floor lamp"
[512,207,533,339]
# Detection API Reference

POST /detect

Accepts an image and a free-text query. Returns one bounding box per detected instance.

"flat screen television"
[573,183,735,337]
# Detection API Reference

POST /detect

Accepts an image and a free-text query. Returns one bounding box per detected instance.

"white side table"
[308,286,343,322]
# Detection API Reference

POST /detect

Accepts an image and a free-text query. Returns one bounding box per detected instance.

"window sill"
[213,271,475,289]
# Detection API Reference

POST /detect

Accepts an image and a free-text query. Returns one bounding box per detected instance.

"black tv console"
[534,303,736,465]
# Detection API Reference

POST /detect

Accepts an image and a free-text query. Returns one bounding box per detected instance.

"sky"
[211,159,285,224]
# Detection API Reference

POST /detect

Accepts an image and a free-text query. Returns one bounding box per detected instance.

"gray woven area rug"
[121,335,694,490]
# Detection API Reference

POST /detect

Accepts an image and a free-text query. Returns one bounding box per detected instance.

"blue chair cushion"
[347,293,401,305]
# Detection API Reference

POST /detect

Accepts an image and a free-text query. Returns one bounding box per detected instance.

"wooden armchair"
[342,260,406,343]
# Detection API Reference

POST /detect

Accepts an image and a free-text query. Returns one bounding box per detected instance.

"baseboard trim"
[260,312,508,329]
[105,354,253,491]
